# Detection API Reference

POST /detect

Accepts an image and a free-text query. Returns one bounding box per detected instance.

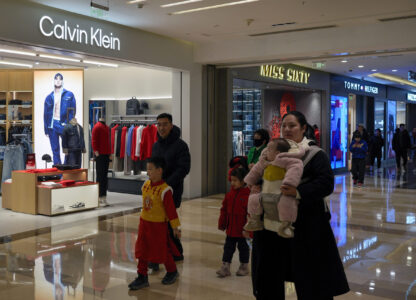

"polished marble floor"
[0,166,416,299]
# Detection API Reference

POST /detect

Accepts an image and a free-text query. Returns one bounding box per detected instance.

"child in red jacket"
[217,167,250,278]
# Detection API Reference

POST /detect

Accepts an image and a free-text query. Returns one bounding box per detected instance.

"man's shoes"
[161,271,179,285]
[173,255,184,262]
[128,274,149,290]
[148,262,160,272]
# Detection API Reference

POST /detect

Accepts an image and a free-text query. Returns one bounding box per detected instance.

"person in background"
[350,132,368,187]
[411,128,416,162]
[369,129,384,172]
[247,129,270,169]
[217,167,250,278]
[399,124,411,170]
[313,124,320,146]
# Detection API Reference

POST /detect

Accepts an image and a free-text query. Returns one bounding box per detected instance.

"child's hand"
[173,228,182,239]
[242,230,250,238]
[251,185,261,193]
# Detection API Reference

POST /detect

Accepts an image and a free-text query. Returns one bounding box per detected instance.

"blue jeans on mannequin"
[47,120,65,165]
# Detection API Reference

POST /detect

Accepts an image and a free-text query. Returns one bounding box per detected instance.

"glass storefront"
[330,95,348,169]
[374,100,385,158]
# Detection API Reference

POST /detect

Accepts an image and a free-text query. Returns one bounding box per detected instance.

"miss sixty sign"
[39,16,121,51]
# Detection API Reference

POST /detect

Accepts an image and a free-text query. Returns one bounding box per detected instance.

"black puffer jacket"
[152,126,191,207]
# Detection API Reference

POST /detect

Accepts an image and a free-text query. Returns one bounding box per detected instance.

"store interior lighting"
[0,49,36,56]
[39,54,80,62]
[83,60,118,67]
[169,0,258,15]
[0,61,33,68]
[161,0,203,8]
[370,73,416,88]
[127,0,146,3]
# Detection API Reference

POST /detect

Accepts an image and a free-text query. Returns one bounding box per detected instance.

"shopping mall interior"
[1,0,416,299]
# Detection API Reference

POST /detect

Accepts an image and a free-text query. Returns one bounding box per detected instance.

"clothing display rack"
[107,114,158,194]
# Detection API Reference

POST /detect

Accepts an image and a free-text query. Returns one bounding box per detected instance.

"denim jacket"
[44,89,76,134]
[62,123,85,153]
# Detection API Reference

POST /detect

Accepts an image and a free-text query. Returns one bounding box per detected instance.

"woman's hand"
[280,184,297,197]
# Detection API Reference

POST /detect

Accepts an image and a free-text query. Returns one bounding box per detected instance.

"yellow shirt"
[140,180,180,228]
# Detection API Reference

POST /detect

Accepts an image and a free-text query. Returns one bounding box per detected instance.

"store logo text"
[260,65,311,84]
[39,16,120,51]
[344,81,378,94]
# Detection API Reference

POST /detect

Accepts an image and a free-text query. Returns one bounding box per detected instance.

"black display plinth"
[108,177,144,195]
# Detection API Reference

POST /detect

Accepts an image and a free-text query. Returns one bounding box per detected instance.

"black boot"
[161,270,179,285]
[128,274,149,290]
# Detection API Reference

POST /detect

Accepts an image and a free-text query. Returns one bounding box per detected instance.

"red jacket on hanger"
[92,121,111,155]
[139,124,158,160]
[111,124,119,154]
[120,126,128,158]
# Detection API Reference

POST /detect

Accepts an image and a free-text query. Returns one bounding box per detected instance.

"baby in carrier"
[244,138,306,238]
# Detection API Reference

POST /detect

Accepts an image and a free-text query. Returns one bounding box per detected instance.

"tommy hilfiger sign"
[344,80,378,95]
[39,16,121,51]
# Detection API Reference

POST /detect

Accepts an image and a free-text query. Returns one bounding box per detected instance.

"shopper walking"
[247,129,269,169]
[151,113,191,264]
[369,129,384,171]
[411,128,416,162]
[350,132,368,187]
[217,167,250,278]
[251,111,349,300]
[129,157,181,290]
[92,118,111,206]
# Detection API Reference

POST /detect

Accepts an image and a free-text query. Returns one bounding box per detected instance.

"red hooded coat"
[218,187,250,237]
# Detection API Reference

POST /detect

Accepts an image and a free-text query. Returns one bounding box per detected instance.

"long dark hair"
[282,111,317,143]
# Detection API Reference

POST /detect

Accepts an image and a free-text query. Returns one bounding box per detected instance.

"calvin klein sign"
[39,16,120,51]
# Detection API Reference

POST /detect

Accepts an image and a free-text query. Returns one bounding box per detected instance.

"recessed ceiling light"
[169,0,258,15]
[83,60,118,67]
[341,60,348,63]
[358,65,364,68]
[0,61,33,68]
[35,62,40,65]
[39,54,80,62]
[392,69,398,72]
[127,0,146,3]
[161,0,203,8]
[0,49,36,56]
[371,69,377,72]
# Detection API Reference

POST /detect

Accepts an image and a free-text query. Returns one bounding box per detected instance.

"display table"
[1,168,98,215]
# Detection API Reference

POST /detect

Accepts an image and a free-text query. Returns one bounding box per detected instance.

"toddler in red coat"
[217,167,250,278]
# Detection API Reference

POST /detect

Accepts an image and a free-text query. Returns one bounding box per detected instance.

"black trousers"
[168,222,183,256]
[351,158,365,183]
[370,152,382,168]
[222,236,249,264]
[396,149,408,168]
[96,155,109,197]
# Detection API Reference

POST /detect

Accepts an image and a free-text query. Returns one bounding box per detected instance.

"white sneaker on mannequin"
[99,196,110,207]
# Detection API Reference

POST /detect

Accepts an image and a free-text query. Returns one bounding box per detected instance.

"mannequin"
[62,117,85,169]
[92,117,111,207]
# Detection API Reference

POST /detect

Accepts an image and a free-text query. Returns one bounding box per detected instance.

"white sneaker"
[99,196,110,207]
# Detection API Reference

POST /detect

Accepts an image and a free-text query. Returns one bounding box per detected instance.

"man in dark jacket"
[151,113,191,262]
[369,128,384,170]
[395,124,411,171]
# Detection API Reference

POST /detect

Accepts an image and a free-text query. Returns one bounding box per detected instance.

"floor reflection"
[1,166,416,299]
